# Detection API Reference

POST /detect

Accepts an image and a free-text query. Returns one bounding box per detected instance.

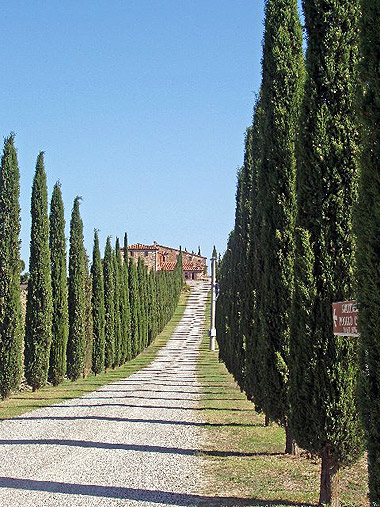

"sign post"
[332,300,359,337]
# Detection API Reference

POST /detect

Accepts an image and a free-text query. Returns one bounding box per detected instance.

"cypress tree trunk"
[319,449,340,507]
[103,237,115,369]
[25,152,53,391]
[91,230,105,374]
[48,182,68,386]
[67,197,86,381]
[0,134,23,399]
[356,1,380,503]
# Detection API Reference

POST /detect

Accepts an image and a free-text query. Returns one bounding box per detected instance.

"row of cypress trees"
[216,0,378,505]
[0,138,183,399]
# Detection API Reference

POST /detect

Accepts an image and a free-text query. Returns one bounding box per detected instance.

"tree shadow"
[45,402,252,412]
[0,477,315,506]
[14,415,259,428]
[0,439,281,458]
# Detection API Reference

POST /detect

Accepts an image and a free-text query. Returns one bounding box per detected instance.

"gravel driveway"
[0,280,210,507]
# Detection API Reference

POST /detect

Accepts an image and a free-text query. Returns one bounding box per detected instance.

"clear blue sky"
[1,1,268,268]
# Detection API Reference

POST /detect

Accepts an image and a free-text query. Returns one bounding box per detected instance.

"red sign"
[332,300,359,337]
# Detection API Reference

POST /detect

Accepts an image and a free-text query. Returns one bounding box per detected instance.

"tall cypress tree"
[25,152,53,391]
[83,252,93,377]
[128,257,139,357]
[113,240,122,367]
[253,0,304,452]
[122,233,131,361]
[67,197,86,381]
[48,182,68,386]
[103,237,115,369]
[91,230,105,375]
[243,95,267,415]
[0,134,23,399]
[355,1,380,502]
[289,1,364,504]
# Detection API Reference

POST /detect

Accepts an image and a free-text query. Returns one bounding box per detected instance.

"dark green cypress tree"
[243,95,267,415]
[122,233,131,361]
[128,257,139,358]
[91,230,105,375]
[67,197,86,381]
[48,182,69,386]
[253,0,304,452]
[137,258,148,350]
[113,240,122,367]
[83,252,93,377]
[355,1,380,502]
[103,236,115,369]
[0,134,23,399]
[290,1,364,504]
[25,152,53,391]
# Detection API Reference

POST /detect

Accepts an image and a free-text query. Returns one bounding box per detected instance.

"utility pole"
[209,250,217,351]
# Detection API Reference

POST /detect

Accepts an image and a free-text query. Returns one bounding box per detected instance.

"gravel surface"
[0,280,210,507]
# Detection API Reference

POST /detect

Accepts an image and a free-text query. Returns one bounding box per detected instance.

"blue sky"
[1,1,269,267]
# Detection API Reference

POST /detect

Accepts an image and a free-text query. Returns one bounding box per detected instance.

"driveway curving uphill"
[0,280,210,507]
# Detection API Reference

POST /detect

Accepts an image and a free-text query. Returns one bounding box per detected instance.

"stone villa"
[123,241,207,280]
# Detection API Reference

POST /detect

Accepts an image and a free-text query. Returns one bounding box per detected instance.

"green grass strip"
[197,293,368,506]
[0,291,189,421]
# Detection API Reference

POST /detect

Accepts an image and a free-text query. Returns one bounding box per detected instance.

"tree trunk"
[319,449,340,506]
[265,414,270,426]
[285,422,299,456]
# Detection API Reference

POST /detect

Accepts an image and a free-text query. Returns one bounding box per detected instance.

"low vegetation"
[198,297,368,506]
[0,291,188,421]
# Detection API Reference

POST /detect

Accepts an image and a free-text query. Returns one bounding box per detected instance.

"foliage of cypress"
[252,0,304,452]
[48,182,69,386]
[243,96,267,415]
[91,230,105,375]
[24,152,53,391]
[290,1,364,503]
[128,257,139,358]
[103,237,115,369]
[67,197,86,381]
[113,240,122,367]
[137,258,148,350]
[355,1,380,502]
[83,252,93,377]
[122,233,131,361]
[0,134,23,399]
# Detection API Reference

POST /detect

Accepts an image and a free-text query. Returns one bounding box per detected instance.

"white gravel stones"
[0,280,210,507]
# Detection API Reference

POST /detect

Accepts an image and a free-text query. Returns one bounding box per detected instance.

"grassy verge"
[197,295,368,506]
[0,291,189,421]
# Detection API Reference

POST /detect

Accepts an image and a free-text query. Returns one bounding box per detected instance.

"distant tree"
[355,1,380,502]
[48,182,69,386]
[0,134,23,399]
[25,152,53,391]
[67,197,86,381]
[289,1,364,504]
[91,230,105,374]
[103,237,115,369]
